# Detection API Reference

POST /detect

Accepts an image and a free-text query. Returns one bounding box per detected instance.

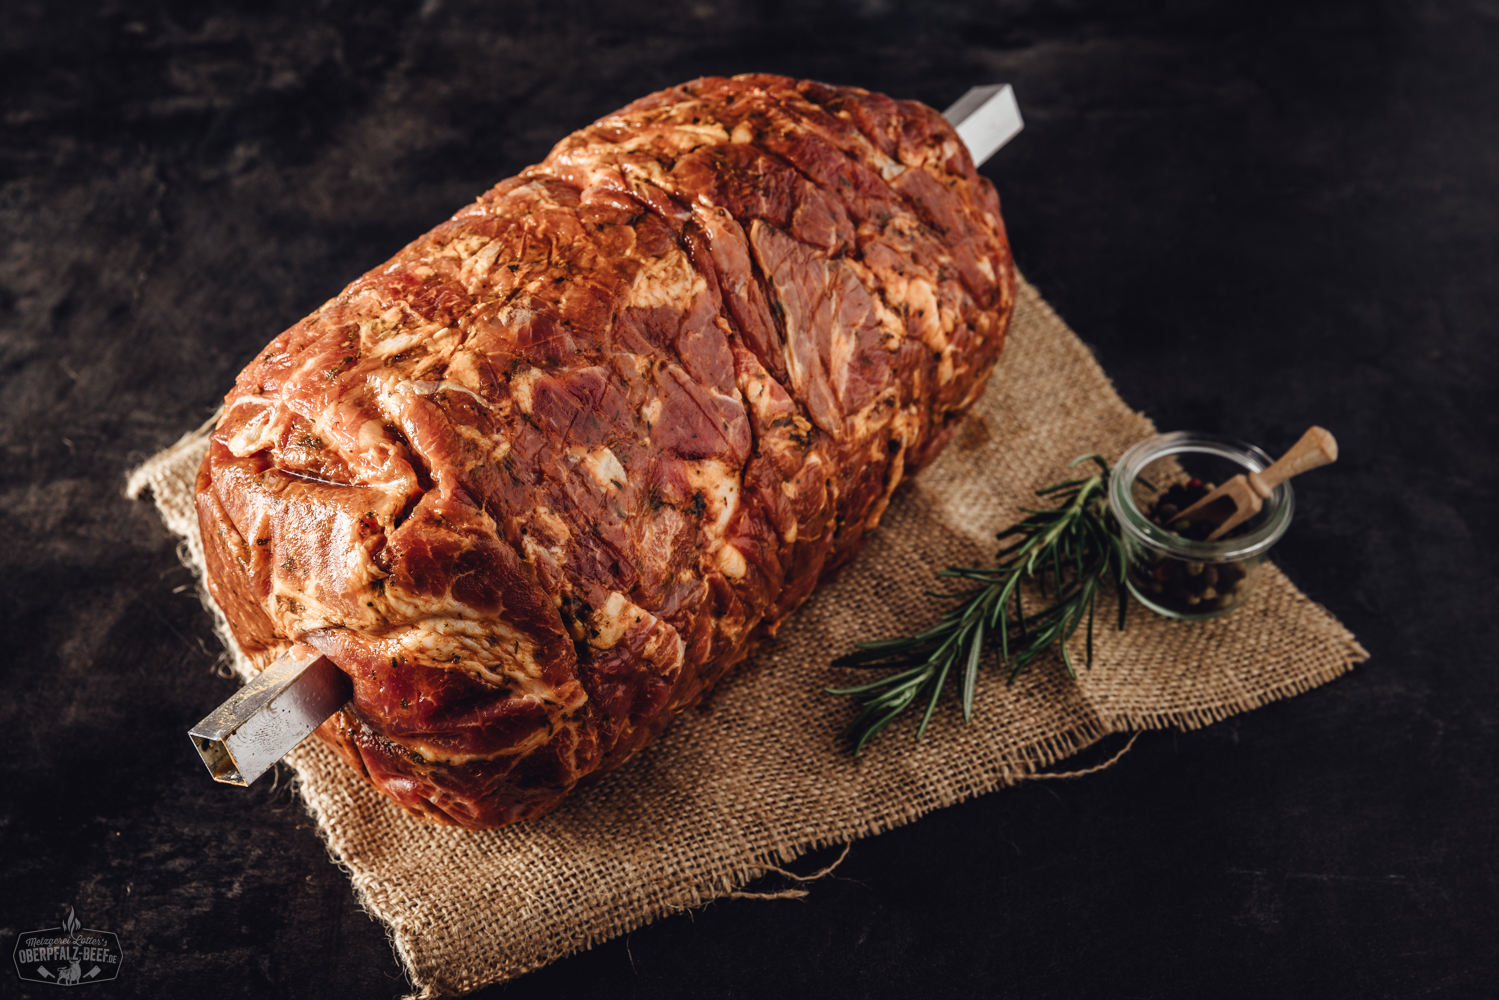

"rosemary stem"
[827,455,1132,753]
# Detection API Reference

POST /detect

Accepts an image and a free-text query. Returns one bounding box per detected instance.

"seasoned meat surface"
[197,74,1016,828]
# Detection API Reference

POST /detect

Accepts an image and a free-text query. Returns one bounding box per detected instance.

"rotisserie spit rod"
[186,83,1023,787]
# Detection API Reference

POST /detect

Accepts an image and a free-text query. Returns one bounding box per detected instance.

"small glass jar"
[1109,431,1294,620]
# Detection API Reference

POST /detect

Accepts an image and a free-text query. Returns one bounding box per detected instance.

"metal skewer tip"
[188,645,351,787]
[944,83,1023,167]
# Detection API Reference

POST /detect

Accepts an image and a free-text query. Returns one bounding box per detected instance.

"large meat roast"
[196,74,1016,828]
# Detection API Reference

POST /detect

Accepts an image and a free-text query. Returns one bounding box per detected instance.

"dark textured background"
[3,1,1496,997]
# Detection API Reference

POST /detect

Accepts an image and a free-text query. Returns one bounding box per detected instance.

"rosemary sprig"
[827,454,1134,754]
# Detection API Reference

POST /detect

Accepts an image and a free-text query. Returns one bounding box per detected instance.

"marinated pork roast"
[196,74,1017,829]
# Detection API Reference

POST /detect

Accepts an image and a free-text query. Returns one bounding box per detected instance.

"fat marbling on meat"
[196,74,1017,829]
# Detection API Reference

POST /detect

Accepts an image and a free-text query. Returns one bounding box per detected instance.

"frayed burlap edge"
[130,275,1368,997]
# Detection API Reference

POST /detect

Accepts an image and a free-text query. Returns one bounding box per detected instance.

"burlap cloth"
[129,275,1367,997]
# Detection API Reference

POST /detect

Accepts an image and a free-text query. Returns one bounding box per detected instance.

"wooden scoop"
[1178,426,1339,541]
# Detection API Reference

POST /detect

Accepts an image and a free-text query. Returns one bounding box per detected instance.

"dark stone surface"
[3,1,1495,996]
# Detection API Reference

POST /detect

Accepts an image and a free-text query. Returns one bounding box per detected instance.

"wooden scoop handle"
[1249,426,1338,498]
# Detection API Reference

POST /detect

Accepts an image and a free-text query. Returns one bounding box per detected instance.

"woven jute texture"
[129,275,1367,997]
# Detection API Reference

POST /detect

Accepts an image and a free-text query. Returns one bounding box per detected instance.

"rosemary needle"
[827,454,1134,755]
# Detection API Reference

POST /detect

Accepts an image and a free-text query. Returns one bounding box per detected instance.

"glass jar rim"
[1109,431,1294,562]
